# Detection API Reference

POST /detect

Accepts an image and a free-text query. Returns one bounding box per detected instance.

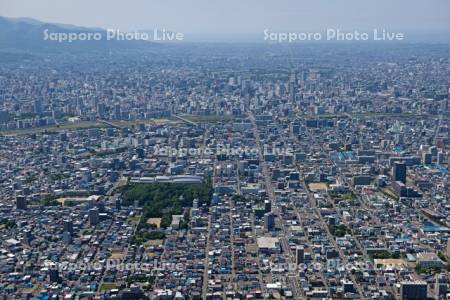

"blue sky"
[1,0,449,36]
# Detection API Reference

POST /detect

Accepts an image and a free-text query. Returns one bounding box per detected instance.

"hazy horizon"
[1,0,449,40]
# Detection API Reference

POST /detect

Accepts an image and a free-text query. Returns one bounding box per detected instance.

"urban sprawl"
[0,44,449,299]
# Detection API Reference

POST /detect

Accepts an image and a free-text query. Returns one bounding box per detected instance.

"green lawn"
[0,121,107,135]
[181,114,234,122]
[99,282,117,291]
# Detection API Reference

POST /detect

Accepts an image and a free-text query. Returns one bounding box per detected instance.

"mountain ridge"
[0,16,157,53]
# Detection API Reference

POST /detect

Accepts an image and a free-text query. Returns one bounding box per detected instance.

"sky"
[1,0,449,38]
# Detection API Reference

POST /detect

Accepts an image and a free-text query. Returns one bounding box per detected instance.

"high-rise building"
[437,152,445,165]
[49,269,60,283]
[343,280,355,293]
[289,81,297,102]
[264,200,271,213]
[16,195,27,210]
[97,103,106,118]
[429,146,438,157]
[89,208,99,226]
[114,103,121,119]
[264,212,275,231]
[435,274,447,299]
[115,197,122,211]
[63,231,72,245]
[296,246,304,265]
[59,132,68,142]
[393,162,406,184]
[63,219,73,235]
[24,230,34,245]
[211,193,219,205]
[422,152,432,165]
[400,281,427,300]
[34,99,43,115]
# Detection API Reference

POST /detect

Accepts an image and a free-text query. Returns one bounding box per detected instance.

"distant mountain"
[0,16,157,53]
[5,17,44,25]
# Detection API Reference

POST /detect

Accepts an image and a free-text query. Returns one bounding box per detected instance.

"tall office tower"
[24,230,34,245]
[241,79,251,96]
[422,152,432,165]
[115,197,122,211]
[97,103,106,118]
[292,123,301,134]
[289,81,296,102]
[296,246,304,265]
[435,274,447,299]
[16,195,27,210]
[63,219,74,235]
[63,231,72,245]
[114,103,121,119]
[211,193,219,205]
[49,269,60,283]
[59,132,68,142]
[393,162,406,184]
[34,99,43,115]
[400,281,427,300]
[437,152,445,165]
[264,212,275,231]
[76,98,84,108]
[264,200,271,213]
[89,208,99,226]
[343,281,355,293]
[93,97,99,112]
[429,146,438,157]
[238,160,248,174]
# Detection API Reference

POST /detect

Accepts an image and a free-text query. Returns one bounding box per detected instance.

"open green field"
[381,187,399,200]
[180,114,234,122]
[0,121,108,136]
[99,283,117,291]
[302,112,449,120]
[108,118,173,127]
[0,118,173,136]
